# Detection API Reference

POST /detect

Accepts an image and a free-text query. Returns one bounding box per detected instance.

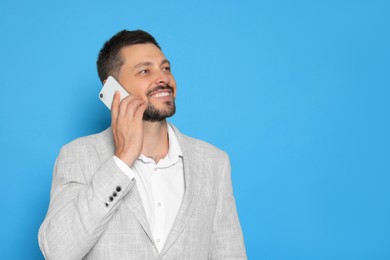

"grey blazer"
[38,124,246,259]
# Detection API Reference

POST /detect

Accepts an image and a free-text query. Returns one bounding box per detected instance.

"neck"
[142,120,169,161]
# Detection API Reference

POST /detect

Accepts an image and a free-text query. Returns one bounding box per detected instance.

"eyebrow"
[133,59,171,69]
[161,59,170,66]
[134,62,152,69]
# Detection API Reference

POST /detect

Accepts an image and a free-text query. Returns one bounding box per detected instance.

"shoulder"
[59,127,114,160]
[64,127,112,146]
[183,133,227,156]
[170,123,229,162]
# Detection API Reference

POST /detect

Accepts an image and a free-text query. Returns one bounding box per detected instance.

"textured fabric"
[38,123,247,260]
[130,124,185,252]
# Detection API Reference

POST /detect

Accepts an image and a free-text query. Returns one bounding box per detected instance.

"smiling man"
[38,30,246,260]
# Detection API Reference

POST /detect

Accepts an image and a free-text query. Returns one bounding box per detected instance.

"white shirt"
[113,124,184,252]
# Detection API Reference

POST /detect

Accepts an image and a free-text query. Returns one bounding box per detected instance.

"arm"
[209,154,247,259]
[38,149,133,260]
[39,92,148,259]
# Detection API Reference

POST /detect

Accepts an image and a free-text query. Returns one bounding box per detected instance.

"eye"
[139,69,149,74]
[163,66,171,72]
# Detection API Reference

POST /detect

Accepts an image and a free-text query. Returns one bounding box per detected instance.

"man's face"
[116,43,176,122]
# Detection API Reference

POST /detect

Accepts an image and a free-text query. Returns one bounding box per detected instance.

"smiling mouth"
[148,85,174,98]
[150,91,172,98]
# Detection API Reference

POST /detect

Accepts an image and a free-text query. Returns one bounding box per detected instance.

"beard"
[143,84,176,122]
[142,100,176,122]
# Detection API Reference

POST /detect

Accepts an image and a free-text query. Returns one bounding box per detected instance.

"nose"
[155,70,170,85]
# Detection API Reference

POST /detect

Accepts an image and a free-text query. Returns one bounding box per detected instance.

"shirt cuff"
[113,156,135,180]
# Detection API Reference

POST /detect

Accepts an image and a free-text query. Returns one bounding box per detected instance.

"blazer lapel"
[98,128,156,248]
[98,125,203,255]
[124,185,155,245]
[160,125,203,255]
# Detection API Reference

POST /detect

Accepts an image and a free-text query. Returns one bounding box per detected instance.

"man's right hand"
[111,91,148,167]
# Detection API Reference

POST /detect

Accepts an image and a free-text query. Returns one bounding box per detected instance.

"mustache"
[146,84,174,96]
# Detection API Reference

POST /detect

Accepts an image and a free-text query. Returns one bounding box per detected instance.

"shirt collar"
[166,123,183,160]
[138,123,183,166]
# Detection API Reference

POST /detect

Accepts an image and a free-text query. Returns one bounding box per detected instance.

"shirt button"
[156,238,161,243]
[157,202,162,207]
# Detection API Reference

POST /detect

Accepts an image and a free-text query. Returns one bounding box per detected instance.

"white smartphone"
[99,76,129,110]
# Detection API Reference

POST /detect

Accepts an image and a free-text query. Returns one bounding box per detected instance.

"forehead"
[120,43,166,65]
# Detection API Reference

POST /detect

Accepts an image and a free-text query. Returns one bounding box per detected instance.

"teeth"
[151,92,170,98]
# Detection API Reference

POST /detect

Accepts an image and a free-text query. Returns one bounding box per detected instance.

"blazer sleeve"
[38,144,134,260]
[209,154,247,259]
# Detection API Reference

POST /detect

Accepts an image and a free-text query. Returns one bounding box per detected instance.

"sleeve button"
[116,186,122,192]
[113,192,117,197]
[109,196,114,202]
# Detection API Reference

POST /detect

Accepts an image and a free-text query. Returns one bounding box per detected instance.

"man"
[38,30,246,259]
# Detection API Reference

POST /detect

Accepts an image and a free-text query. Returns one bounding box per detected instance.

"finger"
[111,91,120,123]
[125,99,147,118]
[133,102,148,122]
[118,95,141,118]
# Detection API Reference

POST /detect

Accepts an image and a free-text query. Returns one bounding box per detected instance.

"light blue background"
[1,0,389,259]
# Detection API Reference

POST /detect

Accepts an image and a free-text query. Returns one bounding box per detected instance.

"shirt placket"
[151,167,166,251]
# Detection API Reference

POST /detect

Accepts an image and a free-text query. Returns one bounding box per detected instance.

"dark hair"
[97,29,161,83]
